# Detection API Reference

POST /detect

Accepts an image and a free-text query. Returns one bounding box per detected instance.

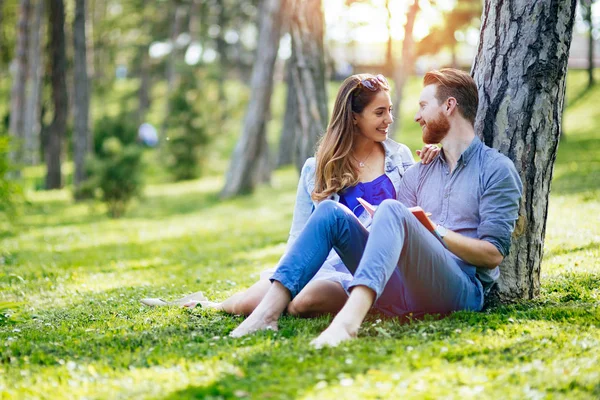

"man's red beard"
[422,112,450,144]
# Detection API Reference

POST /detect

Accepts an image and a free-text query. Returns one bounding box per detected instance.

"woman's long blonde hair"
[312,73,390,202]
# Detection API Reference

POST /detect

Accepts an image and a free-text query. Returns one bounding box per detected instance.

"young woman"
[141,73,438,317]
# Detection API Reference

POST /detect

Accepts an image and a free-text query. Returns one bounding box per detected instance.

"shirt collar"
[439,135,482,166]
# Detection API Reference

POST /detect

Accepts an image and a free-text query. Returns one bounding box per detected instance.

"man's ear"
[446,97,458,114]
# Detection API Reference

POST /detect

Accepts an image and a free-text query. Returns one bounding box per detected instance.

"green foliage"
[80,136,144,218]
[164,72,210,181]
[0,136,24,228]
[92,114,139,155]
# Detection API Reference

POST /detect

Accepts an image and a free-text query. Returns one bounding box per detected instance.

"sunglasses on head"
[358,74,389,91]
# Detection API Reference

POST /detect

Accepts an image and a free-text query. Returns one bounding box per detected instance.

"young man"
[230,69,523,348]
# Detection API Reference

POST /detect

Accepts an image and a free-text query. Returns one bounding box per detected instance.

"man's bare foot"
[229,311,278,338]
[310,323,357,349]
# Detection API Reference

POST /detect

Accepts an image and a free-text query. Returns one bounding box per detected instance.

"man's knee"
[377,199,410,219]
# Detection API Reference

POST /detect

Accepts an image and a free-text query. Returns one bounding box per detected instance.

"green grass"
[1,70,600,399]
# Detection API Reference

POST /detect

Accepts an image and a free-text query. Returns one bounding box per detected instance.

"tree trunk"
[8,0,31,171]
[0,0,5,76]
[73,0,90,189]
[220,0,284,198]
[290,0,328,173]
[216,1,228,105]
[471,0,577,302]
[390,0,419,138]
[385,0,393,76]
[277,54,298,168]
[23,0,43,166]
[584,1,595,88]
[46,0,68,190]
[137,4,152,125]
[162,3,186,137]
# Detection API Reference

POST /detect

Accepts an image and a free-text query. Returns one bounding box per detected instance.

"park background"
[1,0,599,398]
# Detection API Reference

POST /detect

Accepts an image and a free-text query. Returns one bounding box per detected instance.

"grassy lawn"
[1,70,599,399]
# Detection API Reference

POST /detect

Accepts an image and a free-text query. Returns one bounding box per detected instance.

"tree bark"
[73,0,90,189]
[390,0,419,138]
[46,0,68,190]
[583,0,595,88]
[290,0,328,173]
[137,3,152,125]
[22,0,43,166]
[220,0,284,198]
[277,54,298,168]
[8,0,31,171]
[472,0,577,302]
[385,0,393,76]
[161,3,186,137]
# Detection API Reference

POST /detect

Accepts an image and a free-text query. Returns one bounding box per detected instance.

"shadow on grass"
[3,278,599,398]
[162,302,600,399]
[544,241,600,259]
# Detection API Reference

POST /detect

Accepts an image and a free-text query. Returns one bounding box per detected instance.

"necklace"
[355,145,376,168]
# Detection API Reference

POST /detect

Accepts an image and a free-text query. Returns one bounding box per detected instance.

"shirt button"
[444,193,449,198]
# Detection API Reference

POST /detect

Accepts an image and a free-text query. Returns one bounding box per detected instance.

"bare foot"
[183,300,223,310]
[310,323,357,349]
[229,311,279,338]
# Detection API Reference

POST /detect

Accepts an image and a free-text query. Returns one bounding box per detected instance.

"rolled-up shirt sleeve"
[477,156,523,257]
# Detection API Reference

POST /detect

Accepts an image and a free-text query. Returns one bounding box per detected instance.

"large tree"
[73,0,91,190]
[289,0,328,172]
[472,0,577,302]
[46,0,68,189]
[221,0,284,198]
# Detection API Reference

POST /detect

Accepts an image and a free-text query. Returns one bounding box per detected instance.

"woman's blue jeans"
[271,200,483,316]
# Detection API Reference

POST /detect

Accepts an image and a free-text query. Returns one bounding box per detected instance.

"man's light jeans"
[271,200,484,317]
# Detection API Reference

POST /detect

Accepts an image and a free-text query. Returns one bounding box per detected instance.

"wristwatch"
[435,225,448,239]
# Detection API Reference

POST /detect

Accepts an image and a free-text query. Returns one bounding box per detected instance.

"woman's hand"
[416,144,440,164]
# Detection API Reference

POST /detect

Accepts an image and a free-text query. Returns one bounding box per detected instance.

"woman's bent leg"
[231,201,368,337]
[216,279,271,315]
[287,281,348,318]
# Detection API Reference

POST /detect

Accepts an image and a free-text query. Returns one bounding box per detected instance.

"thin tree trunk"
[0,0,4,76]
[472,0,577,302]
[162,3,185,137]
[585,1,595,88]
[277,55,298,168]
[73,0,90,189]
[390,0,419,138]
[385,0,393,76]
[216,1,228,105]
[23,0,43,166]
[8,0,31,171]
[46,0,68,190]
[290,0,328,173]
[221,0,284,198]
[91,0,106,81]
[137,3,152,125]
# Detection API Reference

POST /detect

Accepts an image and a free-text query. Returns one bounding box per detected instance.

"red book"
[356,197,445,245]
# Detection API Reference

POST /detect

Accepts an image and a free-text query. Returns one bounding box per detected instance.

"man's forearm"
[441,229,503,269]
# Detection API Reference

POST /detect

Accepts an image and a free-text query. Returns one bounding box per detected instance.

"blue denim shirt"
[396,136,523,286]
[287,139,415,270]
